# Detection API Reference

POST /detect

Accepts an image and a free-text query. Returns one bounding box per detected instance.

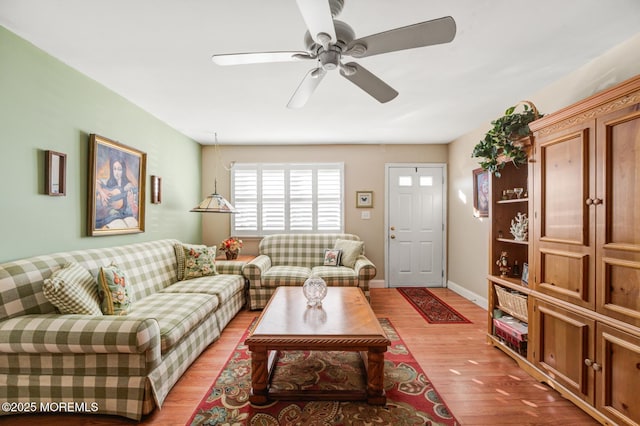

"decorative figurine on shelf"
[514,187,524,199]
[510,212,528,241]
[512,260,521,277]
[219,237,243,260]
[496,251,510,277]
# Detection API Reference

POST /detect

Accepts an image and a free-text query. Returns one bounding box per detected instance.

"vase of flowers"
[220,237,243,260]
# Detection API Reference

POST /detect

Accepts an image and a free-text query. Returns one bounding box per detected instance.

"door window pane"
[420,176,433,186]
[398,176,412,186]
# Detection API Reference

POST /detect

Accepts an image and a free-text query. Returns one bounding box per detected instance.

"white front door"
[386,164,446,287]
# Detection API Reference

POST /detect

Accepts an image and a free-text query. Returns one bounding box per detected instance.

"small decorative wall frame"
[151,175,162,204]
[88,134,146,236]
[45,150,66,196]
[473,168,489,218]
[356,191,373,208]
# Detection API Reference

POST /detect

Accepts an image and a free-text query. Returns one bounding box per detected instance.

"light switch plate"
[361,211,371,219]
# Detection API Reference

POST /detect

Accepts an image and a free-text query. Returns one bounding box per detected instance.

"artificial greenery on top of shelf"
[472,102,542,177]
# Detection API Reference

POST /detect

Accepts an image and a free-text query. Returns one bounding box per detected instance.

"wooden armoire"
[487,74,640,426]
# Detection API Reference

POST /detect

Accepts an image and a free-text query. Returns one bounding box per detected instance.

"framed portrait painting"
[473,168,489,218]
[88,134,146,236]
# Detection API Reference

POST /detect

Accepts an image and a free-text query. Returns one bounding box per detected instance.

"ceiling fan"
[211,0,456,108]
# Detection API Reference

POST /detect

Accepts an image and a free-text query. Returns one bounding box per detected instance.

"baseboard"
[446,280,488,310]
[369,279,386,289]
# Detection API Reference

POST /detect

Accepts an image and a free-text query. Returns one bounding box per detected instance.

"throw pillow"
[323,249,342,267]
[333,239,364,268]
[180,244,218,280]
[174,243,187,281]
[97,263,133,315]
[42,262,102,315]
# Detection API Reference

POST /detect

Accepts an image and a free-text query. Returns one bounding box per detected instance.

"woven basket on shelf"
[494,285,528,322]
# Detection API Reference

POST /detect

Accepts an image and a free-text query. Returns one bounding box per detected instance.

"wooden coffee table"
[245,286,390,405]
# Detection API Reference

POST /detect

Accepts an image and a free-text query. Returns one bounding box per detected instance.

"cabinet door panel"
[597,106,640,326]
[540,130,589,244]
[532,299,595,404]
[533,121,596,309]
[597,323,640,425]
[538,249,589,303]
[602,109,640,247]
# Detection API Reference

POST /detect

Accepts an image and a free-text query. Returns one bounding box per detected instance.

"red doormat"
[187,318,459,425]
[397,288,472,324]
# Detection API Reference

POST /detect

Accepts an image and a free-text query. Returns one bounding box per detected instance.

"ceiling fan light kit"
[211,0,456,108]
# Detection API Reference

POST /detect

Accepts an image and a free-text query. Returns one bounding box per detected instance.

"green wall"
[0,26,202,262]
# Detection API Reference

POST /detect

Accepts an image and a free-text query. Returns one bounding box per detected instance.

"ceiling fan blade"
[287,67,327,109]
[346,16,456,58]
[295,0,337,44]
[212,51,313,66]
[339,62,398,103]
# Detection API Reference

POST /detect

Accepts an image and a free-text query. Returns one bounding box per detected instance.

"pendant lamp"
[190,133,237,213]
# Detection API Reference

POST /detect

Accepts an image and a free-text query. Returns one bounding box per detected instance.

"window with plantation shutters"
[231,163,344,235]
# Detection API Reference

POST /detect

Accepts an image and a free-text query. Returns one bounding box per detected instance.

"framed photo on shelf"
[473,168,489,218]
[88,134,146,236]
[521,262,529,286]
[356,191,373,208]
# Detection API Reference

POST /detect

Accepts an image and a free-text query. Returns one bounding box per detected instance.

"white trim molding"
[446,280,488,310]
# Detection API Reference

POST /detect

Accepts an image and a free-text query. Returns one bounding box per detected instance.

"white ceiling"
[1,0,639,145]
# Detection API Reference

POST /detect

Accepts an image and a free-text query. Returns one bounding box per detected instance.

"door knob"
[390,235,396,239]
[390,226,395,231]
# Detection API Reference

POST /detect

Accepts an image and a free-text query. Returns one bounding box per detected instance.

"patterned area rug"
[397,288,472,324]
[188,318,458,425]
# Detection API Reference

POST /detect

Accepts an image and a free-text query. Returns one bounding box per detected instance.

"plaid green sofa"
[0,239,245,420]
[243,233,376,309]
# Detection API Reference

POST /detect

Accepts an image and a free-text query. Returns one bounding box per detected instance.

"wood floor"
[4,288,598,425]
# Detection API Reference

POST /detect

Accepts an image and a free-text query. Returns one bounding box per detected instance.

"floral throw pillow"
[182,245,218,280]
[97,263,134,315]
[323,249,342,267]
[43,262,102,315]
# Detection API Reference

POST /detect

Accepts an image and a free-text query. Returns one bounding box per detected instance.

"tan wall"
[200,144,448,279]
[447,32,640,303]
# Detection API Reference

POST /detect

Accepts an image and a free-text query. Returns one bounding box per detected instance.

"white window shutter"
[232,168,258,231]
[232,163,343,235]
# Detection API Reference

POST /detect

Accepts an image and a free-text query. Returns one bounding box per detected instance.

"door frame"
[384,163,448,288]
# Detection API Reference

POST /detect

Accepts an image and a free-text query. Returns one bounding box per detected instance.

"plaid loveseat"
[243,233,376,309]
[0,239,245,420]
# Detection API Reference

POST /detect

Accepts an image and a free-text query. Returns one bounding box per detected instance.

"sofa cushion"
[259,233,361,268]
[97,263,134,315]
[334,239,364,268]
[161,274,245,306]
[311,266,358,286]
[262,266,311,288]
[42,263,102,315]
[127,292,218,353]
